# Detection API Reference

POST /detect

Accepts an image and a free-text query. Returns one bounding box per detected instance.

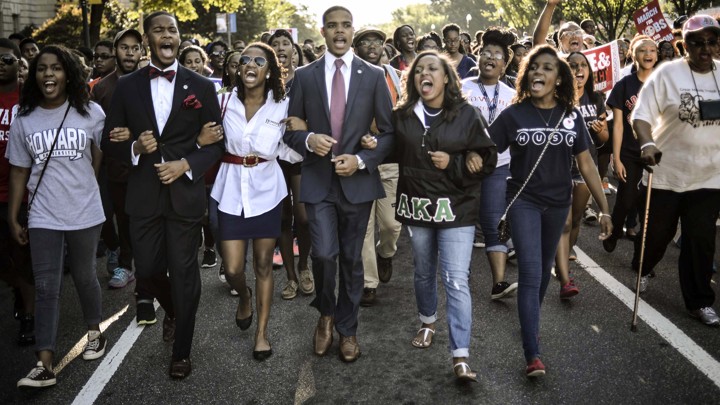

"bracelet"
[640,142,656,150]
[598,213,611,220]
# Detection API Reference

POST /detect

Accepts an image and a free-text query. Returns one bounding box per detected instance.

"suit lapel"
[137,66,160,136]
[344,56,365,122]
[164,66,190,135]
[313,57,331,125]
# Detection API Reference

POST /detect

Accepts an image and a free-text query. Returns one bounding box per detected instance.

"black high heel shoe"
[236,287,253,330]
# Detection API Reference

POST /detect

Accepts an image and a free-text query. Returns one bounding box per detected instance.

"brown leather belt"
[221,153,268,167]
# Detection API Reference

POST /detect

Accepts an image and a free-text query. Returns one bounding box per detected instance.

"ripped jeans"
[407,225,474,358]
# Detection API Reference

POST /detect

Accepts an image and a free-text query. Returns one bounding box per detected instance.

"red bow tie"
[148,67,176,81]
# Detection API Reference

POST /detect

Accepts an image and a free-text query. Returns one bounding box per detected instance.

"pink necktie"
[330,59,345,155]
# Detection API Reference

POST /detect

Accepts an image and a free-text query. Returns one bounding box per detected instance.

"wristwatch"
[356,155,366,170]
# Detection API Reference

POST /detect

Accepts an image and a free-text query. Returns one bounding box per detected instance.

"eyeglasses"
[0,54,17,65]
[685,39,720,48]
[560,30,584,38]
[93,54,113,60]
[444,38,460,45]
[357,39,384,48]
[239,55,267,67]
[211,51,226,58]
[479,50,504,60]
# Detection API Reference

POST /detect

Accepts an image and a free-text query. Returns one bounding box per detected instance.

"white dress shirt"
[324,51,353,109]
[210,89,289,217]
[150,60,177,136]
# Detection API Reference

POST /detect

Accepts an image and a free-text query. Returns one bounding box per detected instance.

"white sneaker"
[689,307,720,326]
[82,333,107,360]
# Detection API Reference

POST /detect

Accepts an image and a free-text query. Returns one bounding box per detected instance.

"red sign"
[633,0,674,42]
[582,41,621,93]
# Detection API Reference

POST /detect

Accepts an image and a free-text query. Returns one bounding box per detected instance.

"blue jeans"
[508,198,568,362]
[30,224,103,353]
[479,164,510,253]
[407,225,474,358]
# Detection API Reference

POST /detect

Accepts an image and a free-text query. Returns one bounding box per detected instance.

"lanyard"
[477,81,500,124]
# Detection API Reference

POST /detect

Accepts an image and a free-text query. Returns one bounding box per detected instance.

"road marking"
[54,305,129,375]
[575,247,720,389]
[294,359,316,404]
[72,302,158,405]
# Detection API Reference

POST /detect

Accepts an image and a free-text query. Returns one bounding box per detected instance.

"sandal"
[453,362,478,382]
[411,327,434,348]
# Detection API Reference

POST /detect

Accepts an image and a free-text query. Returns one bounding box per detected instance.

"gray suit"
[284,54,394,336]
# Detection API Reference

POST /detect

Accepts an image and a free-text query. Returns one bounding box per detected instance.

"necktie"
[148,67,176,81]
[330,59,346,155]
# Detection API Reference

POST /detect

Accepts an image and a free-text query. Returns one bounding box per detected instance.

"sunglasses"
[357,39,384,48]
[560,30,585,38]
[239,55,267,67]
[0,54,17,65]
[479,50,504,61]
[685,39,720,48]
[210,51,226,58]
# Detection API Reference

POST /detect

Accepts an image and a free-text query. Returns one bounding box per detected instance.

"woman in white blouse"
[210,43,288,361]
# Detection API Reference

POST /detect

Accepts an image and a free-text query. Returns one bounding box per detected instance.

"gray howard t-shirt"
[5,100,105,230]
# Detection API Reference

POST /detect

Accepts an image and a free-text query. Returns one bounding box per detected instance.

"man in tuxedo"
[283,6,394,362]
[101,11,223,378]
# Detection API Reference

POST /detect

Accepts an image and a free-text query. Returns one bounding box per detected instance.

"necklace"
[422,104,443,117]
[533,104,555,127]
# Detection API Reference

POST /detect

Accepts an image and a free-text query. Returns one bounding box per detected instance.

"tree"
[483,0,545,34]
[664,0,714,19]
[562,0,648,41]
[430,0,497,36]
[33,1,136,49]
[382,4,447,37]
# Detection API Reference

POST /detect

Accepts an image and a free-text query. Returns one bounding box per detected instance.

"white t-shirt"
[631,59,720,192]
[211,89,289,217]
[5,101,105,230]
[462,77,515,167]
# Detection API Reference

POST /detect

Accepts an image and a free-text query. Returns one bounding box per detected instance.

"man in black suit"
[283,5,394,362]
[101,11,223,378]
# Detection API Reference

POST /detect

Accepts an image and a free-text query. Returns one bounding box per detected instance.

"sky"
[290,0,431,28]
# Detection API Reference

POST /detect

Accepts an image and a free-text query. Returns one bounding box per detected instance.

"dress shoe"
[339,335,361,362]
[236,287,253,330]
[313,315,334,356]
[162,315,175,342]
[360,288,376,307]
[169,358,192,379]
[377,255,393,283]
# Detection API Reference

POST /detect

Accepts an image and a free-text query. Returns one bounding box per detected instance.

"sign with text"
[269,28,299,44]
[582,41,621,93]
[216,13,227,34]
[633,0,674,42]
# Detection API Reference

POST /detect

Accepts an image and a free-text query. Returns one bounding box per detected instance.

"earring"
[266,73,270,79]
[556,81,560,86]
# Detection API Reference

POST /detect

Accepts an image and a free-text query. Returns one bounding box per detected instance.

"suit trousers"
[129,188,203,360]
[306,175,372,337]
[362,164,402,288]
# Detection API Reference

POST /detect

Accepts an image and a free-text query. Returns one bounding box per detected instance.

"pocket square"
[182,94,202,110]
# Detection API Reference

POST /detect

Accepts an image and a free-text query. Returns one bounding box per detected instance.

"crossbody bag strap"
[27,103,71,212]
[499,109,566,221]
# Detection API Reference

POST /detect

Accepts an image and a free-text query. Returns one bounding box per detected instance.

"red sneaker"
[560,280,579,300]
[526,358,546,377]
[272,247,283,267]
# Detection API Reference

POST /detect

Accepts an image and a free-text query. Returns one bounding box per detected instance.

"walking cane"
[631,166,653,332]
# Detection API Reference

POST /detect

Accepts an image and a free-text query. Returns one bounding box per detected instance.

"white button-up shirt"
[211,89,289,217]
[324,51,353,108]
[150,60,177,136]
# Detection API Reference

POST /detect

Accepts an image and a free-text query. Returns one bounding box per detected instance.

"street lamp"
[466,14,472,30]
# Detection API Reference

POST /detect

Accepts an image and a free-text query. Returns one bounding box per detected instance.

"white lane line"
[575,247,720,389]
[294,359,316,405]
[72,302,158,405]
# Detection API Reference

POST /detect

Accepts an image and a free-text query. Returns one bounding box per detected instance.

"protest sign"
[633,0,674,42]
[582,41,621,93]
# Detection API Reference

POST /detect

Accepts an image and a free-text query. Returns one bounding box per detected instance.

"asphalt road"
[1,189,719,404]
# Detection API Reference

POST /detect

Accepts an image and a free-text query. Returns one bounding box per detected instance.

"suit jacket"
[283,55,394,205]
[101,65,223,217]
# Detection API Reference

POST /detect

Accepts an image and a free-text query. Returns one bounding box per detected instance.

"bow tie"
[148,67,176,81]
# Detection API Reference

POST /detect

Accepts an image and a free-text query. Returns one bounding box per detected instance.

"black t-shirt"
[607,73,642,159]
[490,101,590,207]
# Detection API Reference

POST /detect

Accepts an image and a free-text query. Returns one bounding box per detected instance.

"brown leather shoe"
[162,315,175,342]
[339,335,361,362]
[313,315,333,356]
[360,288,376,307]
[169,358,191,379]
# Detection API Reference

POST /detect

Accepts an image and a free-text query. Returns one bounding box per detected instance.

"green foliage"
[33,1,137,49]
[664,0,714,19]
[381,4,447,36]
[484,0,545,34]
[562,0,648,41]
